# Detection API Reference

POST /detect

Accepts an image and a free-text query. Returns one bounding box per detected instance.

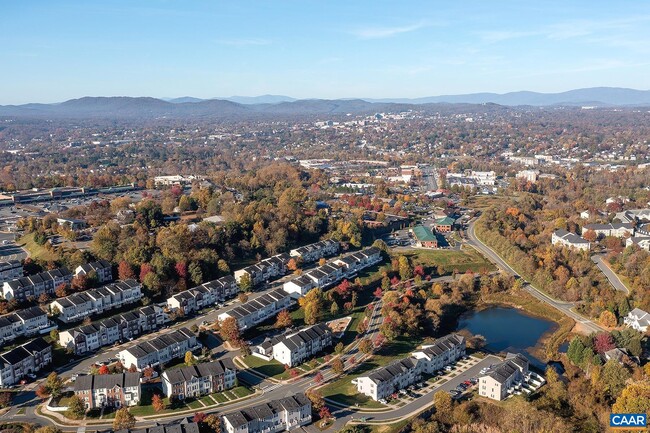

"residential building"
[0,260,22,284]
[582,223,634,238]
[332,247,383,276]
[234,253,291,287]
[50,279,143,323]
[118,327,199,371]
[355,357,422,401]
[411,225,438,248]
[75,260,113,283]
[217,289,294,331]
[626,235,650,251]
[302,263,345,290]
[516,170,540,183]
[289,239,339,263]
[411,334,466,373]
[74,372,141,409]
[56,217,87,231]
[282,275,315,297]
[221,393,312,433]
[59,305,166,355]
[0,306,52,346]
[2,268,73,302]
[433,217,455,233]
[153,175,203,187]
[479,353,530,401]
[551,230,590,251]
[167,276,239,314]
[624,308,650,333]
[162,359,237,399]
[0,337,52,387]
[255,323,333,367]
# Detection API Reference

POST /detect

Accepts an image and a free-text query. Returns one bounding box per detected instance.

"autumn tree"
[193,411,207,423]
[299,288,324,325]
[0,392,12,408]
[593,332,615,354]
[433,390,453,416]
[184,351,196,366]
[98,365,110,375]
[359,338,373,355]
[66,395,86,419]
[152,393,165,412]
[113,408,136,431]
[239,273,253,292]
[275,309,293,329]
[44,372,63,398]
[613,380,650,414]
[600,359,631,398]
[599,310,617,328]
[118,260,136,280]
[35,427,62,433]
[334,342,344,355]
[204,414,222,433]
[306,389,325,411]
[332,357,344,375]
[220,317,241,343]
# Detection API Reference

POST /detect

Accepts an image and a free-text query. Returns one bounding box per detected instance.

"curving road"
[466,220,604,335]
[591,254,630,294]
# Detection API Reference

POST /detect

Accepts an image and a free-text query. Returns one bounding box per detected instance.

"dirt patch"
[570,321,595,336]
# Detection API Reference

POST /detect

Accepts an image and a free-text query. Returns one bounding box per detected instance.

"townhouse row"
[74,372,141,409]
[222,393,312,433]
[0,306,53,347]
[217,288,294,331]
[0,337,52,387]
[50,279,143,323]
[118,327,200,371]
[234,253,291,287]
[59,305,167,355]
[162,358,237,400]
[289,239,339,263]
[167,275,239,315]
[0,260,22,285]
[2,268,73,302]
[355,334,465,401]
[283,246,383,297]
[253,323,332,367]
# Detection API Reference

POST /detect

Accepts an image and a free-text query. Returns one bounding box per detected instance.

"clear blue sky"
[2,1,650,104]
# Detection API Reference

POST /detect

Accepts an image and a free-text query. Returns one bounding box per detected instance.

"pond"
[457,306,558,370]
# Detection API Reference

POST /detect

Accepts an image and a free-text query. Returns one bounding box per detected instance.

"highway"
[466,220,604,335]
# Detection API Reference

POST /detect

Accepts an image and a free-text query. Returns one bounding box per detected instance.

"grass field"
[241,355,290,379]
[403,246,495,274]
[319,337,420,409]
[18,232,61,262]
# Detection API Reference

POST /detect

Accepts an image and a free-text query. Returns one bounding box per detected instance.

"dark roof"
[74,372,141,391]
[367,357,419,384]
[223,393,310,428]
[163,359,236,384]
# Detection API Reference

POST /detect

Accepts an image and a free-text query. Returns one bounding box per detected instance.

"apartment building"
[355,357,422,402]
[479,353,530,401]
[0,337,52,387]
[551,229,591,251]
[162,359,237,399]
[167,275,239,314]
[118,327,200,371]
[74,372,141,409]
[234,253,291,287]
[59,305,166,355]
[0,260,23,284]
[2,268,73,302]
[221,393,312,433]
[217,289,294,331]
[289,239,339,263]
[411,334,466,374]
[332,247,382,275]
[111,421,199,433]
[50,279,143,323]
[74,260,113,284]
[582,223,635,239]
[0,306,52,346]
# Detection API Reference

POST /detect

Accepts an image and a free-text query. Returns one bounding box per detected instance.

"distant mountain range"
[1,87,648,119]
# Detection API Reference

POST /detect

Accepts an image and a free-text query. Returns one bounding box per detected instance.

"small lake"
[457,306,557,370]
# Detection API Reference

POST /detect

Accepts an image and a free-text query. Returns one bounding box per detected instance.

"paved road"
[466,220,604,335]
[591,254,630,294]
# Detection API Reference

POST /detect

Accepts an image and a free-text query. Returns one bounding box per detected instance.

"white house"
[0,338,52,387]
[221,394,312,433]
[282,275,315,297]
[234,253,291,287]
[478,353,530,401]
[289,239,339,263]
[624,308,650,333]
[217,288,294,331]
[2,268,73,302]
[355,357,422,401]
[582,223,634,239]
[167,276,239,314]
[551,230,590,251]
[255,323,333,367]
[118,327,199,371]
[411,334,466,374]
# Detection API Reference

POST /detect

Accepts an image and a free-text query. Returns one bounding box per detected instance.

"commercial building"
[221,393,312,433]
[411,225,438,248]
[0,337,52,387]
[74,372,141,409]
[2,268,73,302]
[118,328,200,371]
[50,279,143,323]
[217,288,294,331]
[162,359,237,399]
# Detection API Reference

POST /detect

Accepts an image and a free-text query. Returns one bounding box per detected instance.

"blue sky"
[1,0,650,104]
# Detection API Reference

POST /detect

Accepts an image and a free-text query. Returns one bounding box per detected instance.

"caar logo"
[610,413,647,430]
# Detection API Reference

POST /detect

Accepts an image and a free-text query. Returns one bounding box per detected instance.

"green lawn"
[186,399,203,409]
[403,246,495,274]
[231,386,253,398]
[18,232,61,262]
[242,355,290,379]
[319,337,420,409]
[213,393,228,403]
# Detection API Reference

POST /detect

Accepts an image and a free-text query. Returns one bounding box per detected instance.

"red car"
[464,381,472,386]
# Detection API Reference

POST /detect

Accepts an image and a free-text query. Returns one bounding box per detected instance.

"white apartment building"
[479,353,530,401]
[221,394,312,433]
